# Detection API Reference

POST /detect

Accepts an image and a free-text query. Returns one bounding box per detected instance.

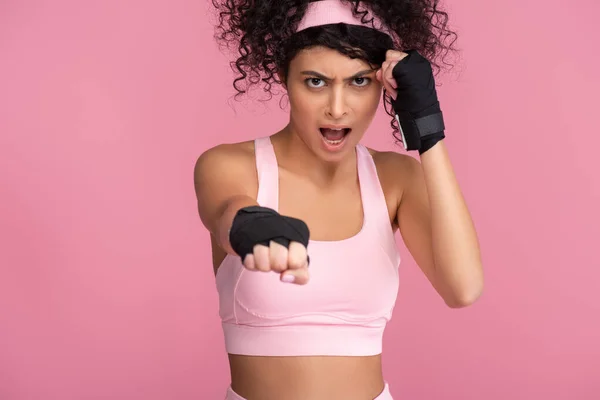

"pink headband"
[295,0,392,36]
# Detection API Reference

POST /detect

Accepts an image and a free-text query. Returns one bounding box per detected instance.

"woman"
[194,0,484,398]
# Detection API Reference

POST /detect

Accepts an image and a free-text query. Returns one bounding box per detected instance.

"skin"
[194,46,484,399]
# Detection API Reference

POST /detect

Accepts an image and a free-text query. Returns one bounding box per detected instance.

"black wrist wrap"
[391,50,446,154]
[229,206,310,262]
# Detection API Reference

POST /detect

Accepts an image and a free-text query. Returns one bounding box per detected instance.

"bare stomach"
[228,354,385,400]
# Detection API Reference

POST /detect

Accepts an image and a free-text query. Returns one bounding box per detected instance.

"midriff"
[228,354,385,400]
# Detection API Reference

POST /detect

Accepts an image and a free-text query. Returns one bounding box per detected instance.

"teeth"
[324,138,344,145]
[320,127,348,146]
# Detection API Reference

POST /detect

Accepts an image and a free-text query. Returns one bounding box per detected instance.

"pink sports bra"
[215,136,401,356]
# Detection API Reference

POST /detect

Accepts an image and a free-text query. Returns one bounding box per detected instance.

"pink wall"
[1,0,598,399]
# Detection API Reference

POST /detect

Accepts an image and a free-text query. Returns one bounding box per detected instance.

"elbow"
[445,280,484,309]
[446,291,481,309]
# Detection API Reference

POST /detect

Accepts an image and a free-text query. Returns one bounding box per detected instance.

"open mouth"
[319,127,351,146]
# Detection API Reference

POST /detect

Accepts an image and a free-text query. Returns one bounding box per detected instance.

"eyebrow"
[300,69,374,81]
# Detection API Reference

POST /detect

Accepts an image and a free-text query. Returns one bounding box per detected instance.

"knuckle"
[255,262,268,271]
[254,243,267,253]
[288,245,306,263]
[254,254,270,271]
[272,259,286,272]
[270,249,288,272]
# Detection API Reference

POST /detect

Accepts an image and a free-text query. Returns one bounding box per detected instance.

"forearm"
[420,141,484,306]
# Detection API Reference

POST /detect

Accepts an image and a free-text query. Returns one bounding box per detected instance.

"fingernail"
[281,275,295,283]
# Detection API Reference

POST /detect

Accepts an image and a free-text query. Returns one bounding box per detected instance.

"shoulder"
[365,145,422,205]
[193,138,259,198]
[194,139,256,178]
[367,146,419,171]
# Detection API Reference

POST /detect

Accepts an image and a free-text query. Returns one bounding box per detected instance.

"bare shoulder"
[367,146,419,171]
[193,139,259,199]
[367,146,422,207]
[194,139,255,178]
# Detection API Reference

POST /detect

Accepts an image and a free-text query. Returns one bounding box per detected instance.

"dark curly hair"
[211,0,458,139]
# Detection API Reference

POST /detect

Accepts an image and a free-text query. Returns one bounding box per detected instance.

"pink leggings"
[225,382,393,399]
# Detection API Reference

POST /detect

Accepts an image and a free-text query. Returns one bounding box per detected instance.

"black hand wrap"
[391,50,446,155]
[229,206,310,263]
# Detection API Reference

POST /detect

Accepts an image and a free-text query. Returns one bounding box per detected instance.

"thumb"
[280,266,309,285]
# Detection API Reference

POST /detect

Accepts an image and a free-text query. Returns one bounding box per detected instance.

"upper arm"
[395,156,439,289]
[193,143,258,249]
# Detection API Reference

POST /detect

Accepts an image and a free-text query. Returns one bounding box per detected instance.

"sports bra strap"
[254,136,279,210]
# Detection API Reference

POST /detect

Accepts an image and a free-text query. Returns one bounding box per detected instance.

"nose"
[325,87,349,119]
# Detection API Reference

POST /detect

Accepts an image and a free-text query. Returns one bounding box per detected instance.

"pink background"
[1,0,599,399]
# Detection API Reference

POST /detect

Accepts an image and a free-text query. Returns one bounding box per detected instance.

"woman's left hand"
[375,50,409,100]
[375,49,445,154]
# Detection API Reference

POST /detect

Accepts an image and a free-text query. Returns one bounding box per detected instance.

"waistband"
[225,382,393,399]
[222,322,384,356]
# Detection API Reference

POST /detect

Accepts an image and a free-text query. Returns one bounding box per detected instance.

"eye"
[305,78,325,88]
[353,77,371,87]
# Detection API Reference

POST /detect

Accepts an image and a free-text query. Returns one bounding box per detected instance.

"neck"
[271,124,357,187]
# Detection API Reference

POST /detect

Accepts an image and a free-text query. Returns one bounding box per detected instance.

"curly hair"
[211,0,458,138]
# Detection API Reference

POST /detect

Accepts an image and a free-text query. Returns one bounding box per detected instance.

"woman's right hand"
[195,145,311,284]
[243,240,309,285]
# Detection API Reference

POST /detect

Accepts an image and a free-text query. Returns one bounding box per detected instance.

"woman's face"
[285,46,382,162]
